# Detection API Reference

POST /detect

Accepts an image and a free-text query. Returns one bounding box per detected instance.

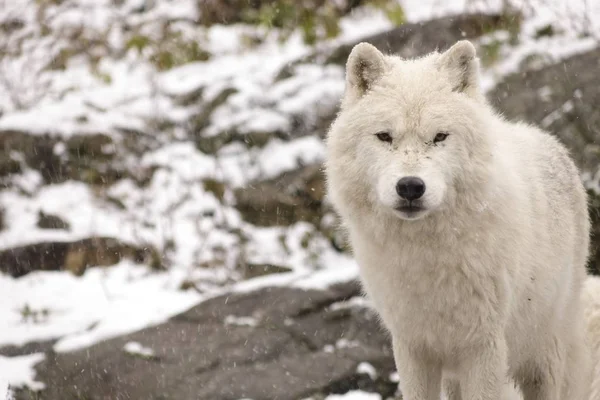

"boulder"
[15,281,398,400]
[234,164,327,227]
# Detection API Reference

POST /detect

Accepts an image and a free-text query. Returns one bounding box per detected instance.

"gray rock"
[234,164,327,227]
[16,282,398,400]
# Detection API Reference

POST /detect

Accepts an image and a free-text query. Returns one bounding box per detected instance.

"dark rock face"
[234,164,327,227]
[36,211,70,231]
[489,48,600,176]
[0,237,162,277]
[0,131,127,187]
[0,339,57,358]
[588,191,600,276]
[16,281,398,400]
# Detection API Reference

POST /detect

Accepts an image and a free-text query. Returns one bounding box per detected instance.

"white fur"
[325,40,592,400]
[501,275,600,400]
[582,276,600,400]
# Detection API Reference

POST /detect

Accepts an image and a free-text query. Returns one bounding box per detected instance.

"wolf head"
[326,40,494,222]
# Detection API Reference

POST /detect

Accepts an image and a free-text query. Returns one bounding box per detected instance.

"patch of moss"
[371,0,405,25]
[179,279,198,291]
[106,195,127,210]
[243,263,292,279]
[300,230,313,249]
[47,47,75,70]
[278,233,290,254]
[497,11,522,44]
[93,70,112,84]
[150,34,211,71]
[144,246,164,271]
[479,39,503,67]
[126,29,211,71]
[126,34,151,53]
[18,303,50,324]
[203,178,226,201]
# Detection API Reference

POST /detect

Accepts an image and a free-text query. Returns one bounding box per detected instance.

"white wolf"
[324,40,592,400]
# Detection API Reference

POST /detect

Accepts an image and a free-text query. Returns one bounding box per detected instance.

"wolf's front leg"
[443,379,462,400]
[392,338,441,400]
[460,336,507,400]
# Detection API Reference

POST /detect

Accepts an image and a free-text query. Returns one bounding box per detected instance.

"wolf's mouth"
[395,202,425,213]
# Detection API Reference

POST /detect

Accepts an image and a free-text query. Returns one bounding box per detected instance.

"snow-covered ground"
[0,0,599,397]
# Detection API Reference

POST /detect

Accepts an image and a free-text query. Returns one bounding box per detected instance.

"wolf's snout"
[396,177,426,201]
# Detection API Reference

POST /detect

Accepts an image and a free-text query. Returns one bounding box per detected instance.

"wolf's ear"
[437,40,480,96]
[345,42,386,101]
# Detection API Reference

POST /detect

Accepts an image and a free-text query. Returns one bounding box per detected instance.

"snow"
[356,362,378,380]
[258,137,326,178]
[224,315,258,327]
[0,386,12,400]
[0,0,599,393]
[541,100,574,128]
[123,341,155,358]
[232,254,358,294]
[138,136,325,190]
[329,296,370,311]
[325,391,382,400]
[0,353,45,392]
[0,261,199,351]
[0,181,131,249]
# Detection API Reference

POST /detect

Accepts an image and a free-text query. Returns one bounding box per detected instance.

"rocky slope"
[1,0,600,398]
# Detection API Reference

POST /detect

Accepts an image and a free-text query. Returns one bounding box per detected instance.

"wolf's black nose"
[396,177,426,201]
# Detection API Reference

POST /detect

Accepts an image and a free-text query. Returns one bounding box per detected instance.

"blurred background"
[0,0,599,399]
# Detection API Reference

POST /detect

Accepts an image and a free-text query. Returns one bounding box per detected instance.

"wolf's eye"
[433,132,449,144]
[375,132,392,143]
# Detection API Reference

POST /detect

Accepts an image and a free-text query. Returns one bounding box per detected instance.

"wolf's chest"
[357,248,493,349]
